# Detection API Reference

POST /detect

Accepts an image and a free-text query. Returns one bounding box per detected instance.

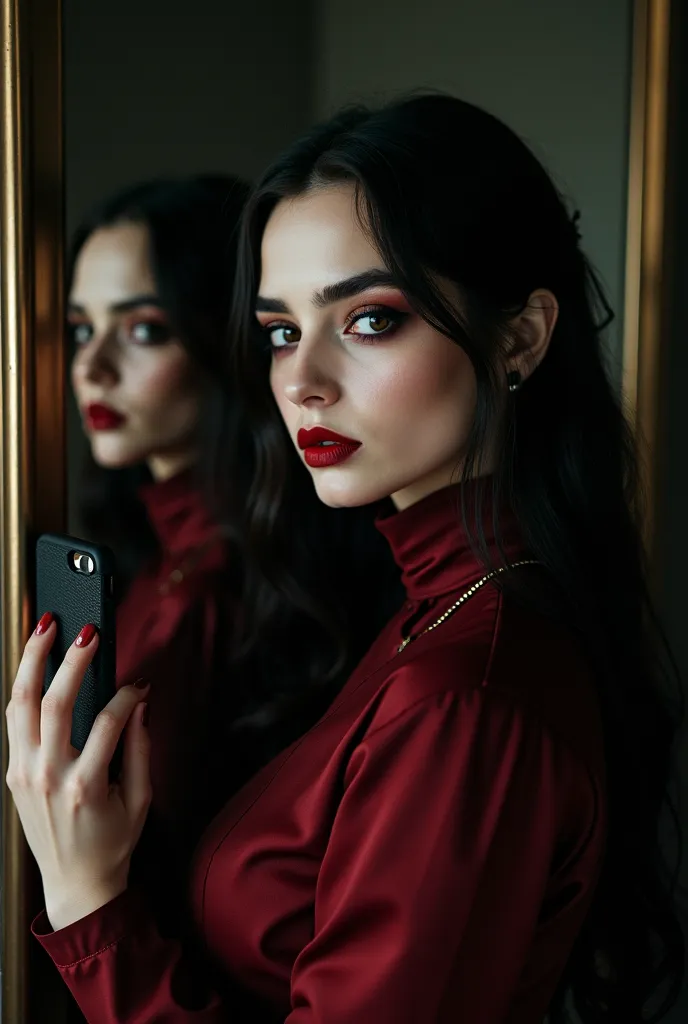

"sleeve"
[32,890,227,1022]
[286,686,599,1023]
[33,686,598,1023]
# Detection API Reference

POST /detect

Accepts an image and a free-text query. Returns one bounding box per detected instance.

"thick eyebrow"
[67,294,163,316]
[255,269,399,315]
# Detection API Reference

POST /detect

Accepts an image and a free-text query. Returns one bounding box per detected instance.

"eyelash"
[262,304,410,353]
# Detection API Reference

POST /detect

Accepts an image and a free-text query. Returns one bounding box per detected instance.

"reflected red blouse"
[34,484,607,1023]
[115,471,231,924]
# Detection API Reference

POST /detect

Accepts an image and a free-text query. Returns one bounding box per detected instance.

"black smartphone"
[36,534,117,757]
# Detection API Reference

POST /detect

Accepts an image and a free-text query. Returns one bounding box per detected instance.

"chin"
[89,441,146,470]
[310,469,393,510]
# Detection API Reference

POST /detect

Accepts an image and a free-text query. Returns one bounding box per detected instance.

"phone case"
[36,533,117,752]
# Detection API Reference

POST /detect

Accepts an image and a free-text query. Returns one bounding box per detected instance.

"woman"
[64,176,252,925]
[8,96,684,1022]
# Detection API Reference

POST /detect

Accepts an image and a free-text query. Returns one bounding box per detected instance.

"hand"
[5,614,151,930]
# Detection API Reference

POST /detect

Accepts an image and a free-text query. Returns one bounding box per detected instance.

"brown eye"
[367,315,392,333]
[348,310,405,338]
[268,324,301,349]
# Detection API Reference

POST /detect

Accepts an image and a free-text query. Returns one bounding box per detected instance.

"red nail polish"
[35,612,54,636]
[141,703,149,727]
[75,624,97,648]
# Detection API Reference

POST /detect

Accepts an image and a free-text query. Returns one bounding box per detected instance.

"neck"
[390,457,495,512]
[137,464,218,557]
[147,448,197,483]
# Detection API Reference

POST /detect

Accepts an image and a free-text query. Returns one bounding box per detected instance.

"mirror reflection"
[65,175,251,918]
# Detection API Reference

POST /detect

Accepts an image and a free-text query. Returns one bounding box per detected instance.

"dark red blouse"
[115,471,231,924]
[34,484,607,1023]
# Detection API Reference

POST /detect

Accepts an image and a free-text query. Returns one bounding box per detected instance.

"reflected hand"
[5,615,151,930]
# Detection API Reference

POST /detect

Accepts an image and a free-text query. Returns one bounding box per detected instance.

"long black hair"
[69,175,250,583]
[217,94,685,1021]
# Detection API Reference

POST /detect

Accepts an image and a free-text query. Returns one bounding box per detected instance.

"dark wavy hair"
[69,175,250,584]
[216,94,685,1021]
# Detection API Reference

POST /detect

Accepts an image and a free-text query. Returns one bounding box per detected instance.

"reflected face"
[258,185,478,510]
[69,221,200,479]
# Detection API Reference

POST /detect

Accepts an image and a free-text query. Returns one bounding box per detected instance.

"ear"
[505,289,559,382]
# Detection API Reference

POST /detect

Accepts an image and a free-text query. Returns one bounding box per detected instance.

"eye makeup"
[66,306,174,348]
[343,303,411,341]
[257,287,415,352]
[123,308,173,346]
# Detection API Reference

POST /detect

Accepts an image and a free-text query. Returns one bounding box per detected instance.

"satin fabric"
[116,471,229,839]
[34,483,606,1023]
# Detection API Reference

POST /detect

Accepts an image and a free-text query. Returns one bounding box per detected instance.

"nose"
[73,332,119,387]
[281,342,341,409]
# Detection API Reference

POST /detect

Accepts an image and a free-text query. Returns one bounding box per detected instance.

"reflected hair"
[220,94,685,1022]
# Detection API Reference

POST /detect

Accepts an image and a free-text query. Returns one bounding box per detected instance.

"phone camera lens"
[78,555,94,574]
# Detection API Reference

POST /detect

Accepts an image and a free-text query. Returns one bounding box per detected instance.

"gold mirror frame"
[623,0,675,556]
[1,1,65,1021]
[0,0,676,1020]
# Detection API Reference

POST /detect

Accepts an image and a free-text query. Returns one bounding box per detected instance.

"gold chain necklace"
[396,559,540,654]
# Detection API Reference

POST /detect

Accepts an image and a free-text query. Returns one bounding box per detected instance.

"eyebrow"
[67,294,163,315]
[255,269,399,315]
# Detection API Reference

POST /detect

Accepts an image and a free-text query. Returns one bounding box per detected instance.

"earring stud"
[507,370,522,393]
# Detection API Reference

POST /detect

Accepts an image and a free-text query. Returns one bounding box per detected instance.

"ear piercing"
[507,370,522,393]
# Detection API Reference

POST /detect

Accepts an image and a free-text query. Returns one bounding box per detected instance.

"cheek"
[270,364,296,428]
[70,357,81,394]
[131,352,198,408]
[70,349,92,393]
[362,338,475,429]
[269,362,279,402]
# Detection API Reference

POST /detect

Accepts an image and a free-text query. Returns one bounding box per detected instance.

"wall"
[64,0,316,233]
[315,0,632,380]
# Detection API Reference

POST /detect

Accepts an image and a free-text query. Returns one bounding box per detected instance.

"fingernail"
[141,703,149,727]
[35,612,54,636]
[133,677,149,690]
[75,624,97,648]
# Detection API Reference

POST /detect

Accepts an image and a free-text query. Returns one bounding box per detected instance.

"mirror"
[2,0,684,1020]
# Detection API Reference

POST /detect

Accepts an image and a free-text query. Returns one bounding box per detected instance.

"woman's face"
[258,185,479,511]
[69,221,200,480]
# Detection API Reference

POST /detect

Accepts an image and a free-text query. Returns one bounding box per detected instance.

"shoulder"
[365,588,604,775]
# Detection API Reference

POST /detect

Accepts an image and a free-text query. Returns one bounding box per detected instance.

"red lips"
[297,426,362,469]
[84,403,126,431]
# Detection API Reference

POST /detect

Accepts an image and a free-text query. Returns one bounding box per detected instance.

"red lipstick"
[84,403,126,431]
[297,426,362,468]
